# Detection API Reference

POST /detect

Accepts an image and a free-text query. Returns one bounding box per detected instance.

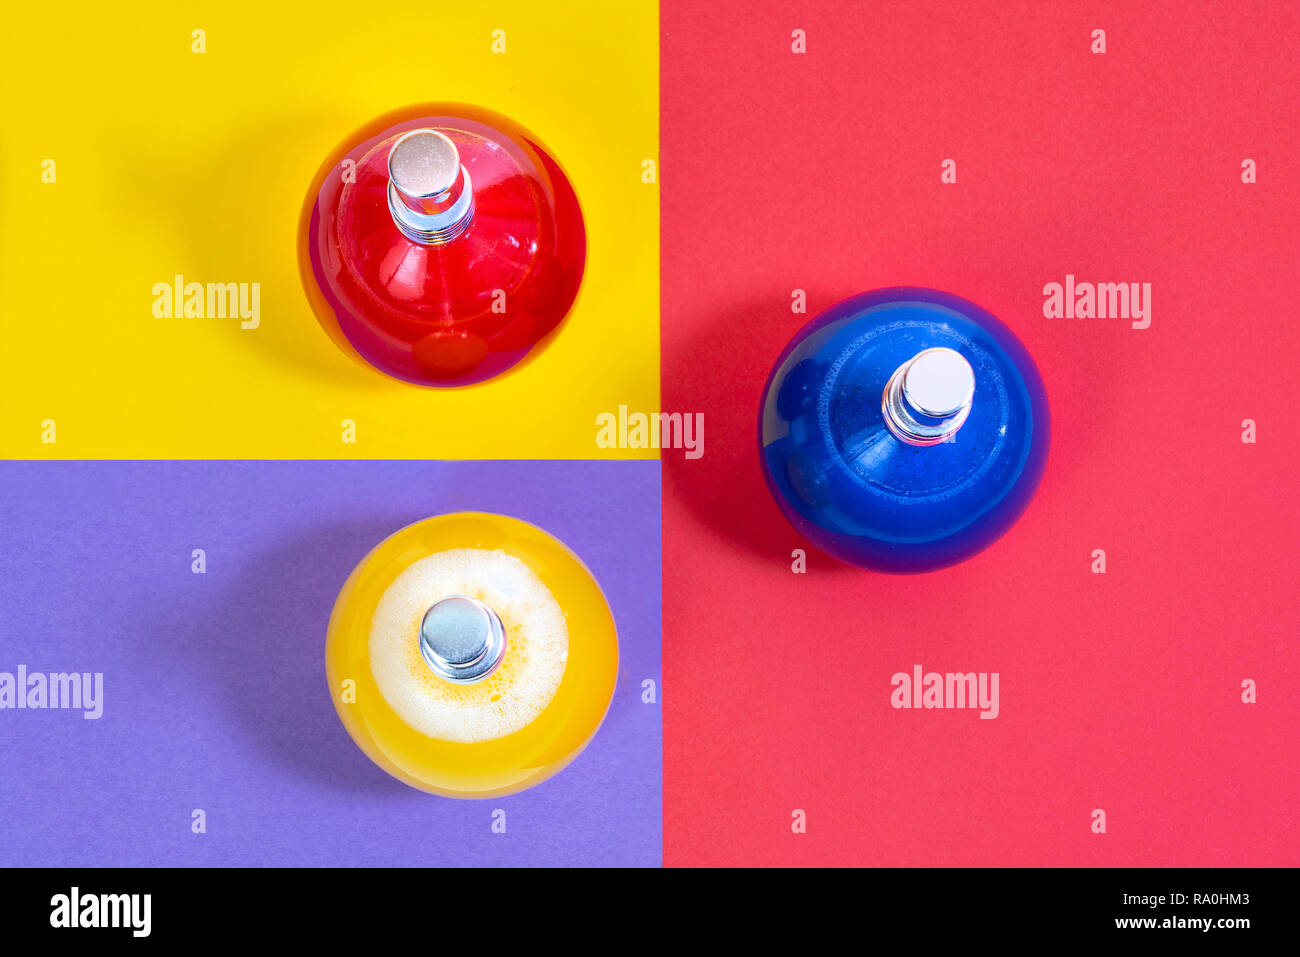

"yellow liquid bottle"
[325,512,618,798]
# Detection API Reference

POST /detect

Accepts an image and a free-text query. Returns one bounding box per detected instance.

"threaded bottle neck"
[419,596,506,684]
[387,129,475,245]
[881,347,976,446]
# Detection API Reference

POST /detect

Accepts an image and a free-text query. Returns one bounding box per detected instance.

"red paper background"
[661,0,1300,866]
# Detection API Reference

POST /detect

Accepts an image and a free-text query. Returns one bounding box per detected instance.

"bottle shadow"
[103,109,393,392]
[144,516,419,797]
[661,291,858,576]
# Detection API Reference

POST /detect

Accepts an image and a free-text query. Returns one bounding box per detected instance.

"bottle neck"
[419,596,506,684]
[386,129,475,245]
[881,347,976,446]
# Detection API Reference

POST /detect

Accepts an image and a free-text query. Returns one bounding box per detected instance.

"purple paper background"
[0,460,661,867]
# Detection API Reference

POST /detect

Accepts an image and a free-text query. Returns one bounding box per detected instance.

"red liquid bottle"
[299,104,586,386]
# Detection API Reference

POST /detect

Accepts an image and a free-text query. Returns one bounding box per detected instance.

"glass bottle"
[760,287,1050,572]
[300,104,585,386]
[325,512,617,797]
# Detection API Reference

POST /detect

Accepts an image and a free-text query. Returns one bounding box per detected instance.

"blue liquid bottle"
[759,288,1049,572]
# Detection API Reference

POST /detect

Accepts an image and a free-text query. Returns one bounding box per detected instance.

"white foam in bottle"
[368,548,569,743]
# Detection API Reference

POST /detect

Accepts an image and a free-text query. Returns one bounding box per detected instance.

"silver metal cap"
[882,347,975,446]
[419,596,507,684]
[389,129,461,197]
[387,129,475,245]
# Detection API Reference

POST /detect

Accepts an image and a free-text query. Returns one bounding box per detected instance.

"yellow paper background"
[0,1,659,459]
